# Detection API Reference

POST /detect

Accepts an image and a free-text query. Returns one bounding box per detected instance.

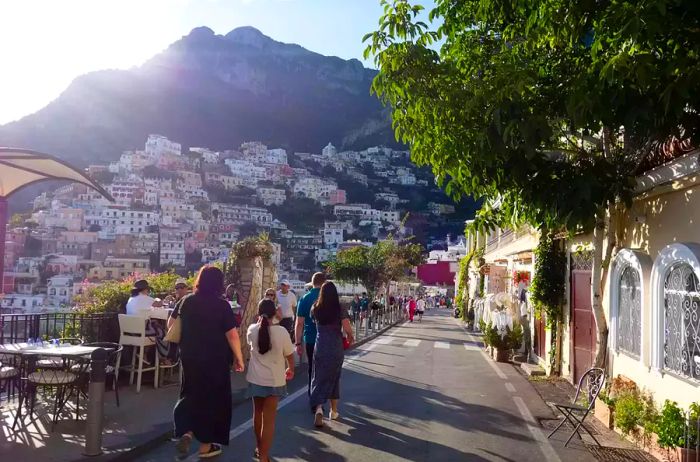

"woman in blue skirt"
[246,298,295,462]
[310,281,355,427]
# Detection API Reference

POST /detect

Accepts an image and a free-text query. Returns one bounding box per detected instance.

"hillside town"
[0,134,463,313]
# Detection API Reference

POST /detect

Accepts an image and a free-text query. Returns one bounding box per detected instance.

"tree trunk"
[592,210,610,368]
[599,205,617,297]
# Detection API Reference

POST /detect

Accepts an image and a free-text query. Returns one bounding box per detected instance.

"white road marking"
[434,341,450,349]
[505,382,516,393]
[513,396,563,462]
[403,339,421,347]
[375,337,394,345]
[463,343,481,351]
[480,350,508,379]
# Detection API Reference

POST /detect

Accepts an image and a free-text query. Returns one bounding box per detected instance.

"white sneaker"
[314,408,324,427]
[329,410,340,421]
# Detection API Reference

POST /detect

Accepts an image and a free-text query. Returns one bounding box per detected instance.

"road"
[138,310,597,461]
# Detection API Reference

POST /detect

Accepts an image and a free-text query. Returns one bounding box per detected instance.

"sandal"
[175,434,192,459]
[254,448,260,458]
[199,443,222,459]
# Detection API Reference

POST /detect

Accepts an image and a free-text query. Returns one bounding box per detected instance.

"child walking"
[247,299,295,462]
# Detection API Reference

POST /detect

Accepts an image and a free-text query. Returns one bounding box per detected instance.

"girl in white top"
[246,299,295,462]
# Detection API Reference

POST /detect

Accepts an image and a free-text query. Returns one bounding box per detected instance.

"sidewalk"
[460,319,659,462]
[0,311,401,462]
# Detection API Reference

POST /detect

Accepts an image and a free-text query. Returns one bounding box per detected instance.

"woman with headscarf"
[246,299,295,462]
[309,281,355,427]
[171,265,245,459]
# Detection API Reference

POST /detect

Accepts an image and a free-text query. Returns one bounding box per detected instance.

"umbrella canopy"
[0,147,114,295]
[0,148,113,200]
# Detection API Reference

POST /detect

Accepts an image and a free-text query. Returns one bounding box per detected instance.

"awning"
[0,148,113,200]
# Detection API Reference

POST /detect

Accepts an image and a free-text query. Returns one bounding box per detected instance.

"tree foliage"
[326,238,424,298]
[364,0,700,232]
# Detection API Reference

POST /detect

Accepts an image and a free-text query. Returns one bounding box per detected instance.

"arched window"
[610,249,650,361]
[662,262,700,380]
[617,266,642,356]
[651,243,700,383]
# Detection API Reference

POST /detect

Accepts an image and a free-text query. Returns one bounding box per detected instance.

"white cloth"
[276,290,298,319]
[246,322,294,387]
[126,294,155,318]
[416,299,426,311]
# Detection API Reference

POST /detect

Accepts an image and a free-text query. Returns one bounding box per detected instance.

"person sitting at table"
[126,279,169,364]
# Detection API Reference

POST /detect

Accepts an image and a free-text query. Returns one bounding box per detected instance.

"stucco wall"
[607,178,700,408]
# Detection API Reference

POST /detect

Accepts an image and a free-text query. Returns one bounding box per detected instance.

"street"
[139,310,596,461]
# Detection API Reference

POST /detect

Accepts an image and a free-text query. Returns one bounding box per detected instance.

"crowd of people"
[125,266,457,460]
[148,266,354,461]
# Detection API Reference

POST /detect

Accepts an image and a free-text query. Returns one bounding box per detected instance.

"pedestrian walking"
[172,265,245,460]
[246,299,295,462]
[295,272,326,404]
[416,296,426,322]
[310,281,354,427]
[407,296,417,323]
[349,294,360,322]
[276,279,298,342]
[359,292,369,324]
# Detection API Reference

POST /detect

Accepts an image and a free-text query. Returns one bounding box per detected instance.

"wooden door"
[533,315,546,359]
[571,270,595,383]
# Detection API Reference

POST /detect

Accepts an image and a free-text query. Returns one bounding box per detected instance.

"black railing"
[0,312,119,345]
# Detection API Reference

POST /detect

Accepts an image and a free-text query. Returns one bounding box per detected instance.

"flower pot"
[492,347,509,362]
[594,397,614,429]
[677,447,698,462]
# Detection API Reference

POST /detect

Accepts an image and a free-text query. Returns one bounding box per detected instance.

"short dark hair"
[194,265,224,297]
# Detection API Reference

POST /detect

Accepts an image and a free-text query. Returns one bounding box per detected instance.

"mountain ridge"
[0,26,396,167]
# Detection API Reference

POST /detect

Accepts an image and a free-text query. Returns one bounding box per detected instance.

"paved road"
[138,311,597,461]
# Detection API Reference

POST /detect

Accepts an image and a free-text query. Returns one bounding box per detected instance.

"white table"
[148,308,173,321]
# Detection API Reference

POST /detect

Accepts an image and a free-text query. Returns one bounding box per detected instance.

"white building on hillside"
[257,188,286,206]
[265,149,288,165]
[145,134,181,158]
[323,222,344,248]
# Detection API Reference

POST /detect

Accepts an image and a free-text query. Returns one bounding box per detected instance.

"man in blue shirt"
[294,272,326,399]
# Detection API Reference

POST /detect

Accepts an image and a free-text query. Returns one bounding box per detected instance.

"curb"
[87,315,404,462]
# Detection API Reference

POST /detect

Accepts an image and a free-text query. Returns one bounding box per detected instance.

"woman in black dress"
[309,281,355,427]
[171,265,245,459]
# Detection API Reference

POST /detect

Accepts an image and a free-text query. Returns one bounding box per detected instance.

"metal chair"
[547,367,605,447]
[0,359,20,402]
[79,342,123,406]
[13,354,90,431]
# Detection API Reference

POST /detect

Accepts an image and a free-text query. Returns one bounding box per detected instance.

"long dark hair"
[257,299,277,355]
[194,265,224,297]
[312,281,342,325]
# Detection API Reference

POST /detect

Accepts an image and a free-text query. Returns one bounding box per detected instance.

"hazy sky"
[0,0,437,125]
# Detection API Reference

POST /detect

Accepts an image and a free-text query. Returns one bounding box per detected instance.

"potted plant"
[594,390,615,429]
[655,400,699,462]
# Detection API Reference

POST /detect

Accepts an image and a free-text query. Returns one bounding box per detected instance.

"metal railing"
[350,304,403,341]
[0,312,120,344]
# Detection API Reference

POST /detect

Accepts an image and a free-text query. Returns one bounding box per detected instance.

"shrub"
[615,390,646,436]
[655,400,686,449]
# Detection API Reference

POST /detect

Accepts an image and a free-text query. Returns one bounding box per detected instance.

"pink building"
[329,189,347,205]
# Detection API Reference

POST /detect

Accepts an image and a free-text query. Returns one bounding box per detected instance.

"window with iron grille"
[616,265,641,357]
[663,263,700,382]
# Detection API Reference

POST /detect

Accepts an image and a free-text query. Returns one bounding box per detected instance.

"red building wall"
[417,261,456,285]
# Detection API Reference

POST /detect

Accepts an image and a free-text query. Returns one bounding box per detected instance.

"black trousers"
[280,317,295,343]
[306,342,315,397]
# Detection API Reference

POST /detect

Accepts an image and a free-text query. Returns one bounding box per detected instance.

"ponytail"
[258,315,271,354]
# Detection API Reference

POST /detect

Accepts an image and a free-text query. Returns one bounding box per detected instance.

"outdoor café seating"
[12,349,91,431]
[118,314,159,393]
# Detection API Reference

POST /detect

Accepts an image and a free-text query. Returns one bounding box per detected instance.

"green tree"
[327,238,424,298]
[365,0,700,367]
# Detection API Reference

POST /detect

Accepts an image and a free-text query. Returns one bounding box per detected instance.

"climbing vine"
[530,230,567,327]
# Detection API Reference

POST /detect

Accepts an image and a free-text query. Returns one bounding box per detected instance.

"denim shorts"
[247,383,288,398]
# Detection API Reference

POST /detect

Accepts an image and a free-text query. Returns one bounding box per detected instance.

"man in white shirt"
[276,280,298,342]
[126,279,157,317]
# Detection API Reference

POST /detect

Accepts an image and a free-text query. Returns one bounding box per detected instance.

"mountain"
[0,26,396,167]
